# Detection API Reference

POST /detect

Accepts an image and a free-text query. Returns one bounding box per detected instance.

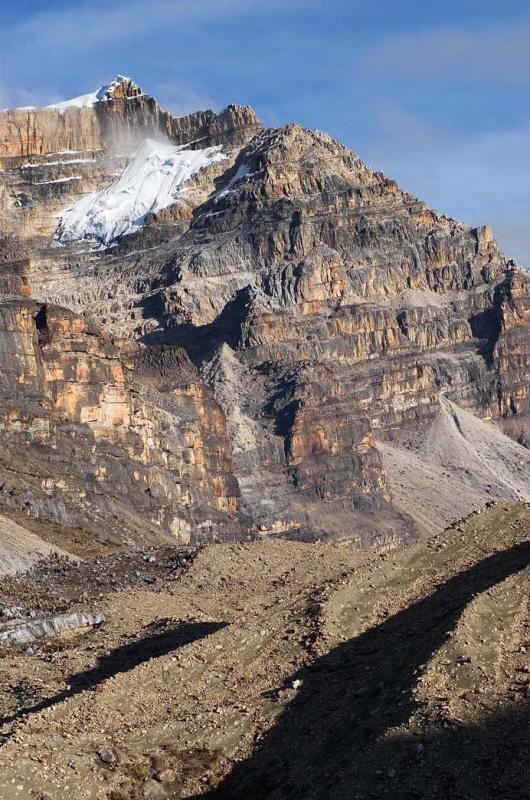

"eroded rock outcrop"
[0,610,105,648]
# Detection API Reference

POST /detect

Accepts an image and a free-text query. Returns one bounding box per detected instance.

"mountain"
[0,75,529,557]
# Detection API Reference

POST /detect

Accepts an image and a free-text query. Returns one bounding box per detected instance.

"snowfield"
[55,138,227,245]
[46,90,107,112]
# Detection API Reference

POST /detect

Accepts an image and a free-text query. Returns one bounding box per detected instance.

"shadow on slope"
[142,287,253,366]
[199,542,530,799]
[0,619,226,735]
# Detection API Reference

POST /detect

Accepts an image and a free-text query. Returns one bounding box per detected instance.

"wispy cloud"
[153,82,219,116]
[354,18,530,265]
[0,85,64,110]
[5,0,275,53]
[0,0,302,107]
[362,101,530,266]
[362,22,530,82]
[1,0,253,108]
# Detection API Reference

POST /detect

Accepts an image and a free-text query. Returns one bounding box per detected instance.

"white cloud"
[4,0,288,55]
[362,23,530,82]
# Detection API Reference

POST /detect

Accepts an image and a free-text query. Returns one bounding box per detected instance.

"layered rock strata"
[0,77,529,549]
[0,299,246,545]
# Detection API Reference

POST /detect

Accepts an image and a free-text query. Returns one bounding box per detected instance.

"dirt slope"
[0,502,528,799]
[0,514,72,577]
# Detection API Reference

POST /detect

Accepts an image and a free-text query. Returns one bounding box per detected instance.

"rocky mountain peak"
[43,73,145,111]
[95,74,144,101]
[44,73,145,110]
[0,75,528,552]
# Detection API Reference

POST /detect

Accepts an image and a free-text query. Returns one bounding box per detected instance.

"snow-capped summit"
[97,75,142,98]
[45,75,143,112]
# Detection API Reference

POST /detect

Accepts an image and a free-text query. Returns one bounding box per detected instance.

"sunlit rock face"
[0,76,529,549]
[0,298,245,546]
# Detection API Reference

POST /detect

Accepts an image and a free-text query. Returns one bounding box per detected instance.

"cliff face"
[0,76,260,159]
[0,76,529,550]
[0,298,245,546]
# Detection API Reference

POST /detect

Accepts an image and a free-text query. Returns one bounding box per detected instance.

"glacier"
[55,138,227,245]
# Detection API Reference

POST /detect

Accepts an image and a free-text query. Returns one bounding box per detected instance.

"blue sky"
[1,0,529,265]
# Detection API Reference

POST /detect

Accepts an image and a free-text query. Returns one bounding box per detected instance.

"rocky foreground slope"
[0,75,530,555]
[0,501,528,799]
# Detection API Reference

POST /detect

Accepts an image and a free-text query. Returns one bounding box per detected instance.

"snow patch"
[227,161,251,188]
[22,158,96,169]
[216,161,253,199]
[55,138,227,245]
[34,176,83,186]
[55,149,102,155]
[47,91,102,112]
